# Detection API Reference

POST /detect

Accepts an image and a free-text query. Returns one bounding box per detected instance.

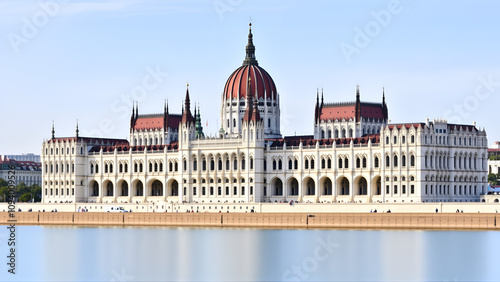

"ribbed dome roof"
[223,23,277,101]
[224,65,277,100]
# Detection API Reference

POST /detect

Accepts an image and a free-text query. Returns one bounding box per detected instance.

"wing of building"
[41,24,489,205]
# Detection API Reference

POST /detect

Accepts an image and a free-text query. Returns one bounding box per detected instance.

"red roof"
[133,114,182,131]
[319,102,384,121]
[49,137,129,146]
[224,65,277,100]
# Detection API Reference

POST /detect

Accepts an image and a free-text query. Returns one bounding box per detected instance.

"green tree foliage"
[0,179,42,202]
[488,173,500,185]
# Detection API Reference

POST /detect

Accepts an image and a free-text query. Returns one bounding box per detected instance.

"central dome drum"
[220,24,281,139]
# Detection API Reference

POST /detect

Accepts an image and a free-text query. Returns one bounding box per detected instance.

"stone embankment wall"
[1,212,498,230]
[2,202,500,214]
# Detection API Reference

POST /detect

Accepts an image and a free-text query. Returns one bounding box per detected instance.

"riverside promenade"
[1,212,498,230]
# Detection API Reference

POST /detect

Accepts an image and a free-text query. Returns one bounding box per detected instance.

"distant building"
[488,142,500,175]
[0,156,42,186]
[3,153,40,163]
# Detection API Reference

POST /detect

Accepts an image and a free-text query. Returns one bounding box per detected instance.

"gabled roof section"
[133,114,182,131]
[319,102,385,121]
[49,137,129,146]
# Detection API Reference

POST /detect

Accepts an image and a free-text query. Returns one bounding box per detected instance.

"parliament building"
[41,24,489,205]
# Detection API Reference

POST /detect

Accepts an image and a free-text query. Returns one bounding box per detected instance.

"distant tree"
[0,186,8,202]
[0,178,7,188]
[488,173,500,185]
[18,192,32,203]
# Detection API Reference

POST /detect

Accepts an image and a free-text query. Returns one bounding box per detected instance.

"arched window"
[289,159,293,170]
[90,164,94,174]
[250,158,253,170]
[362,157,367,168]
[394,155,398,167]
[241,158,245,170]
[202,159,207,171]
[374,157,379,168]
[338,158,343,169]
[273,159,277,170]
[210,159,215,171]
[345,158,349,169]
[402,155,406,167]
[311,159,315,169]
[386,156,390,167]
[410,155,415,167]
[321,158,326,169]
[278,159,282,170]
[327,158,332,169]
[411,135,415,144]
[294,159,298,170]
[305,159,309,169]
[218,159,223,170]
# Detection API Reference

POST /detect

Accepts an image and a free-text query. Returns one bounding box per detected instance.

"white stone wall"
[41,120,488,205]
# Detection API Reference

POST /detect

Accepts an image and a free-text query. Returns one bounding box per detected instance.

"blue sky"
[1,0,499,155]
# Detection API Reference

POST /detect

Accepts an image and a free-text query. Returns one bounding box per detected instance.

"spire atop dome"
[51,121,55,139]
[243,23,258,66]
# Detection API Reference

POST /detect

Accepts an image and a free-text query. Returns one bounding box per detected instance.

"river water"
[2,225,499,281]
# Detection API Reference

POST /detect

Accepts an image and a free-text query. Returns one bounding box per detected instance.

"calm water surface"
[2,225,500,281]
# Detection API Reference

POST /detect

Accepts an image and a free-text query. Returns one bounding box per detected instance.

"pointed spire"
[243,77,254,123]
[51,121,55,139]
[242,23,258,66]
[382,87,388,121]
[315,89,320,123]
[76,120,79,138]
[252,93,261,122]
[132,101,135,120]
[321,88,324,108]
[163,99,168,131]
[130,102,136,133]
[135,102,138,117]
[182,83,194,125]
[355,85,361,123]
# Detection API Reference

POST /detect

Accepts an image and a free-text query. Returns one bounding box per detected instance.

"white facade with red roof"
[0,156,42,186]
[40,24,489,206]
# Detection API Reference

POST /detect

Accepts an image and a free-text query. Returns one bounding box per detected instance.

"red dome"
[223,64,277,100]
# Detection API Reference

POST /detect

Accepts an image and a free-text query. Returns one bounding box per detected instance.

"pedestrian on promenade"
[435,208,438,213]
